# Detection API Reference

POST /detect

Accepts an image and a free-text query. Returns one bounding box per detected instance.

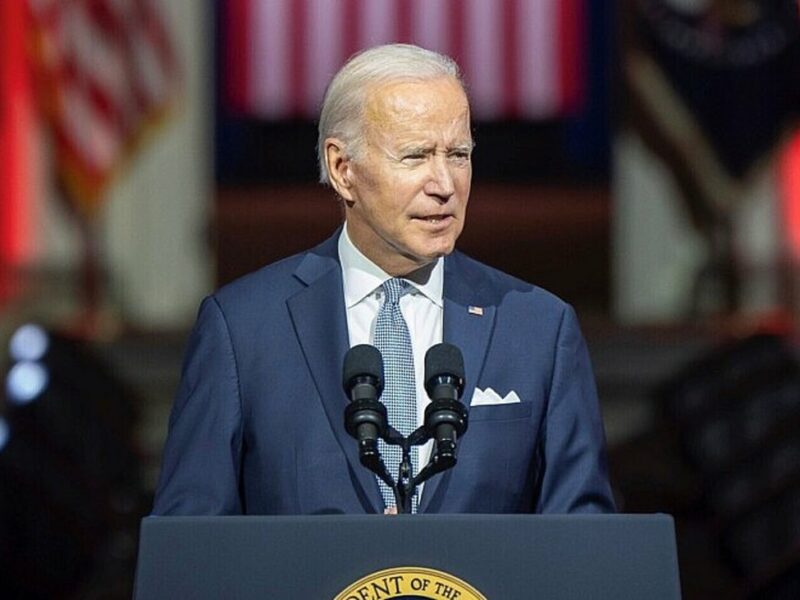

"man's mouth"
[415,215,452,224]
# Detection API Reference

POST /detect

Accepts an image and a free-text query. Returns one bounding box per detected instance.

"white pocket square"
[470,387,521,406]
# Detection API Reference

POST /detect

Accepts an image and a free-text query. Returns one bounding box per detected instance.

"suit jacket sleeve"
[535,305,616,513]
[151,296,244,515]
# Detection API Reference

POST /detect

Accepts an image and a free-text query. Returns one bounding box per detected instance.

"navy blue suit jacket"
[152,232,615,515]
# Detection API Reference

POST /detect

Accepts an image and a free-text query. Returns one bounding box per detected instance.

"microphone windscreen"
[424,343,465,390]
[343,344,384,392]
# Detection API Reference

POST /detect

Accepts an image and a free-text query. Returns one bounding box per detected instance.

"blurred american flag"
[223,0,586,121]
[27,0,180,215]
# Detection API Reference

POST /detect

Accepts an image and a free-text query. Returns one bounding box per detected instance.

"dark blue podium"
[134,514,680,599]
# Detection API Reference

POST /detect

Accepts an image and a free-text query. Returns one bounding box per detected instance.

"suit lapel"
[419,253,496,512]
[287,237,383,513]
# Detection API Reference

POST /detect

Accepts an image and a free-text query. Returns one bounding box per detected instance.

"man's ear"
[324,138,355,201]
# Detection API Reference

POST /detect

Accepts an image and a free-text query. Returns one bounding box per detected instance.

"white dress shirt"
[338,224,443,486]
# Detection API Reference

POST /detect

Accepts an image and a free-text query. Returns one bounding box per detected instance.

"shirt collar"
[338,223,444,309]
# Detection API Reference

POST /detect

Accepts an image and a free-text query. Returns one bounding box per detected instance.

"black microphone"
[423,343,468,463]
[343,345,387,466]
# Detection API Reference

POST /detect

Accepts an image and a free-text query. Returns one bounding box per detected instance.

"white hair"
[317,43,464,185]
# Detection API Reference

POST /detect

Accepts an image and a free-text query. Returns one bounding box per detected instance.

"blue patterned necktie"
[374,278,418,513]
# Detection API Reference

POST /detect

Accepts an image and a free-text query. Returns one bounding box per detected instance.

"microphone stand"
[382,424,461,514]
[343,404,422,510]
[345,391,468,514]
[380,426,415,514]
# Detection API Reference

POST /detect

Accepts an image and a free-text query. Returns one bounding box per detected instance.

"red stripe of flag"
[226,0,251,112]
[396,0,412,43]
[54,125,106,182]
[86,0,124,36]
[61,58,125,137]
[88,2,149,119]
[127,1,163,108]
[138,0,179,72]
[88,0,140,116]
[557,0,586,114]
[342,0,361,63]
[448,0,466,81]
[502,0,520,118]
[290,0,308,117]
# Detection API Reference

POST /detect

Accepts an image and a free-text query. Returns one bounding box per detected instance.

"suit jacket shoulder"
[213,233,340,312]
[206,232,343,347]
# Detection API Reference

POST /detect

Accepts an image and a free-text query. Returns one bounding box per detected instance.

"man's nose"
[424,155,455,201]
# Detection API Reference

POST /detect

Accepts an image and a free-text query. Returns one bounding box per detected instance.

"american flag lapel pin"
[468,305,484,316]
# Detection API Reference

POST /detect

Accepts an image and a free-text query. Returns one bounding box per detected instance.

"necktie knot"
[382,278,411,305]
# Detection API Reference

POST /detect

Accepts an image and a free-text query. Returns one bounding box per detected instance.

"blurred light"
[6,361,49,405]
[0,417,9,452]
[780,131,800,260]
[9,323,49,362]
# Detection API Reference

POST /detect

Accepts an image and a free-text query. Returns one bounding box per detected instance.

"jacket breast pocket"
[452,400,538,511]
[467,401,533,422]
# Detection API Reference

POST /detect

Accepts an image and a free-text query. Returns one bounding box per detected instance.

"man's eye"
[402,153,426,160]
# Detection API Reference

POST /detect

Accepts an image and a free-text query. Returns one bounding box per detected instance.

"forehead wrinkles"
[363,79,471,147]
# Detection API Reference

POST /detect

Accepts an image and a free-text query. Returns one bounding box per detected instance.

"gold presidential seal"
[334,566,487,600]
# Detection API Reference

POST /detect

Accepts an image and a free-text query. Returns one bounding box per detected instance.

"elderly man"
[153,44,615,515]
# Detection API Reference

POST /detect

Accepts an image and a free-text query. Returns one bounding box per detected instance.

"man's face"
[338,76,473,275]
